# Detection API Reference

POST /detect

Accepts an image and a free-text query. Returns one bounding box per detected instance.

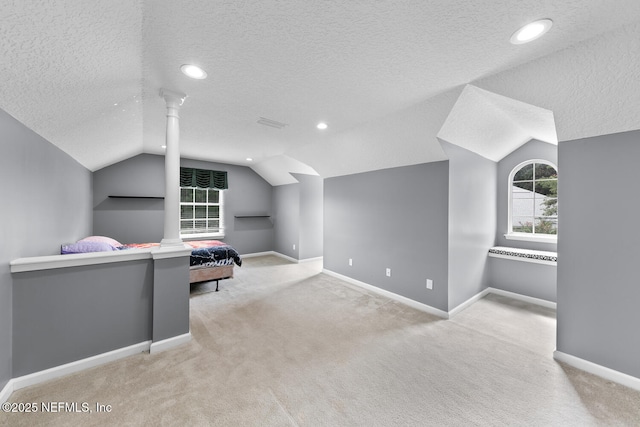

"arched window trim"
[505,159,558,243]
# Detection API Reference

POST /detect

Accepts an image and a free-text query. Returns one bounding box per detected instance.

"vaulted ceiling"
[2,1,640,184]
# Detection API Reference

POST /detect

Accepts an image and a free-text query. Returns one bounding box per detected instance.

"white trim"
[182,234,225,241]
[322,269,449,319]
[553,350,640,392]
[507,158,558,237]
[299,256,323,264]
[318,269,557,319]
[449,288,491,317]
[239,251,322,265]
[487,287,557,309]
[504,233,557,244]
[151,245,192,260]
[240,251,277,259]
[150,332,192,354]
[0,379,14,404]
[273,253,323,264]
[10,248,152,273]
[180,232,225,240]
[273,252,299,264]
[449,287,555,317]
[11,341,151,392]
[179,186,225,240]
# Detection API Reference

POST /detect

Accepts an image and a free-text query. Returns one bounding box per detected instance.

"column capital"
[159,89,187,108]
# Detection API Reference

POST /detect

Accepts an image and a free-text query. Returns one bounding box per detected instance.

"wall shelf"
[234,215,270,218]
[109,195,164,200]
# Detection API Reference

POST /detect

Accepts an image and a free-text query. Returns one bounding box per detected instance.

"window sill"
[180,233,225,241]
[504,233,557,244]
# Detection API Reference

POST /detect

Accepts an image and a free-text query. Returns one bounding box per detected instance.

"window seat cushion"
[488,246,557,265]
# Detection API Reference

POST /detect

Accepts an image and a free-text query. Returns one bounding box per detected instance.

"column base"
[160,238,184,248]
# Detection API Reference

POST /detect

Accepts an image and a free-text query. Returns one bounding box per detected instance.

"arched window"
[508,160,557,239]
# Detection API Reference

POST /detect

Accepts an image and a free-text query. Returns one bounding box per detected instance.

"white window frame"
[505,159,558,244]
[179,187,225,239]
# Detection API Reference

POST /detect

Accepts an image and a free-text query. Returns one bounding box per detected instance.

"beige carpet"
[2,255,639,426]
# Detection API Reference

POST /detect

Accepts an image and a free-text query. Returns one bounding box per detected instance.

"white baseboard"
[448,288,491,317]
[273,252,299,263]
[275,253,323,264]
[299,256,323,264]
[2,333,193,403]
[11,340,152,393]
[149,332,192,354]
[240,251,275,259]
[240,251,323,265]
[321,271,557,319]
[487,287,557,310]
[322,269,449,319]
[554,350,640,392]
[0,379,13,404]
[242,251,296,263]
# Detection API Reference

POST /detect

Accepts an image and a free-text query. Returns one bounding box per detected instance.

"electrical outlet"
[426,279,433,290]
[293,244,296,250]
[386,268,391,277]
[349,258,353,266]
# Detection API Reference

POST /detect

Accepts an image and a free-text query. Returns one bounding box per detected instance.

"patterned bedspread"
[119,240,242,268]
[188,241,242,268]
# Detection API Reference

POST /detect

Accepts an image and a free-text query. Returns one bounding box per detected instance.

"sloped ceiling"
[2,1,640,183]
[437,85,557,162]
[248,155,318,187]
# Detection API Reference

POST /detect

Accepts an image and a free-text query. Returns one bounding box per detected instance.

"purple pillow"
[78,235,123,249]
[61,241,117,254]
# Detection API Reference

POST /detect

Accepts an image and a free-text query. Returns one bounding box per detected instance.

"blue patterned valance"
[180,167,228,190]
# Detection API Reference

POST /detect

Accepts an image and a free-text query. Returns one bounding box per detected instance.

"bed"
[62,237,242,291]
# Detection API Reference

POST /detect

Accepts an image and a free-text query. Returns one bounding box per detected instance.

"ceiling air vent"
[257,117,288,129]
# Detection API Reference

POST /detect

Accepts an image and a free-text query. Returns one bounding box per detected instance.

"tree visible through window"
[180,187,223,236]
[510,161,557,236]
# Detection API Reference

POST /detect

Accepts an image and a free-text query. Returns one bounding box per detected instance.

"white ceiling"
[2,1,640,184]
[438,85,557,162]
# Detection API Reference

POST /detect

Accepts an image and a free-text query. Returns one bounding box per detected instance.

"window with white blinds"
[179,187,224,238]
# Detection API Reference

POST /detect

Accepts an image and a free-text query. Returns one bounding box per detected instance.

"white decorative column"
[160,89,187,247]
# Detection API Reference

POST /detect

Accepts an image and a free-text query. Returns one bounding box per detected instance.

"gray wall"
[93,154,165,244]
[0,108,92,385]
[12,260,153,376]
[273,183,300,259]
[490,139,558,302]
[297,174,324,260]
[153,256,190,342]
[324,162,450,311]
[93,154,274,254]
[273,174,324,260]
[496,139,558,252]
[557,129,640,378]
[489,258,557,302]
[440,141,497,310]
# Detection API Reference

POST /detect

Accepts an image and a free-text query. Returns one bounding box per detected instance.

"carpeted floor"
[2,255,639,426]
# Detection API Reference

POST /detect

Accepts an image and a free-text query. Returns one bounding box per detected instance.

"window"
[179,167,227,238]
[180,187,224,238]
[507,160,557,242]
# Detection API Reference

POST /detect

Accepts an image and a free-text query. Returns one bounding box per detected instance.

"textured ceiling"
[438,85,557,162]
[2,1,640,184]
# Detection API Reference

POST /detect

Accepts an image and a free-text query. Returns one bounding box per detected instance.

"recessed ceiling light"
[317,122,328,130]
[180,64,207,79]
[510,19,553,45]
[161,145,166,149]
[246,157,253,162]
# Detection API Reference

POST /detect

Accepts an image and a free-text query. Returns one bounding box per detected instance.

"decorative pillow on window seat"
[61,241,117,254]
[78,235,123,249]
